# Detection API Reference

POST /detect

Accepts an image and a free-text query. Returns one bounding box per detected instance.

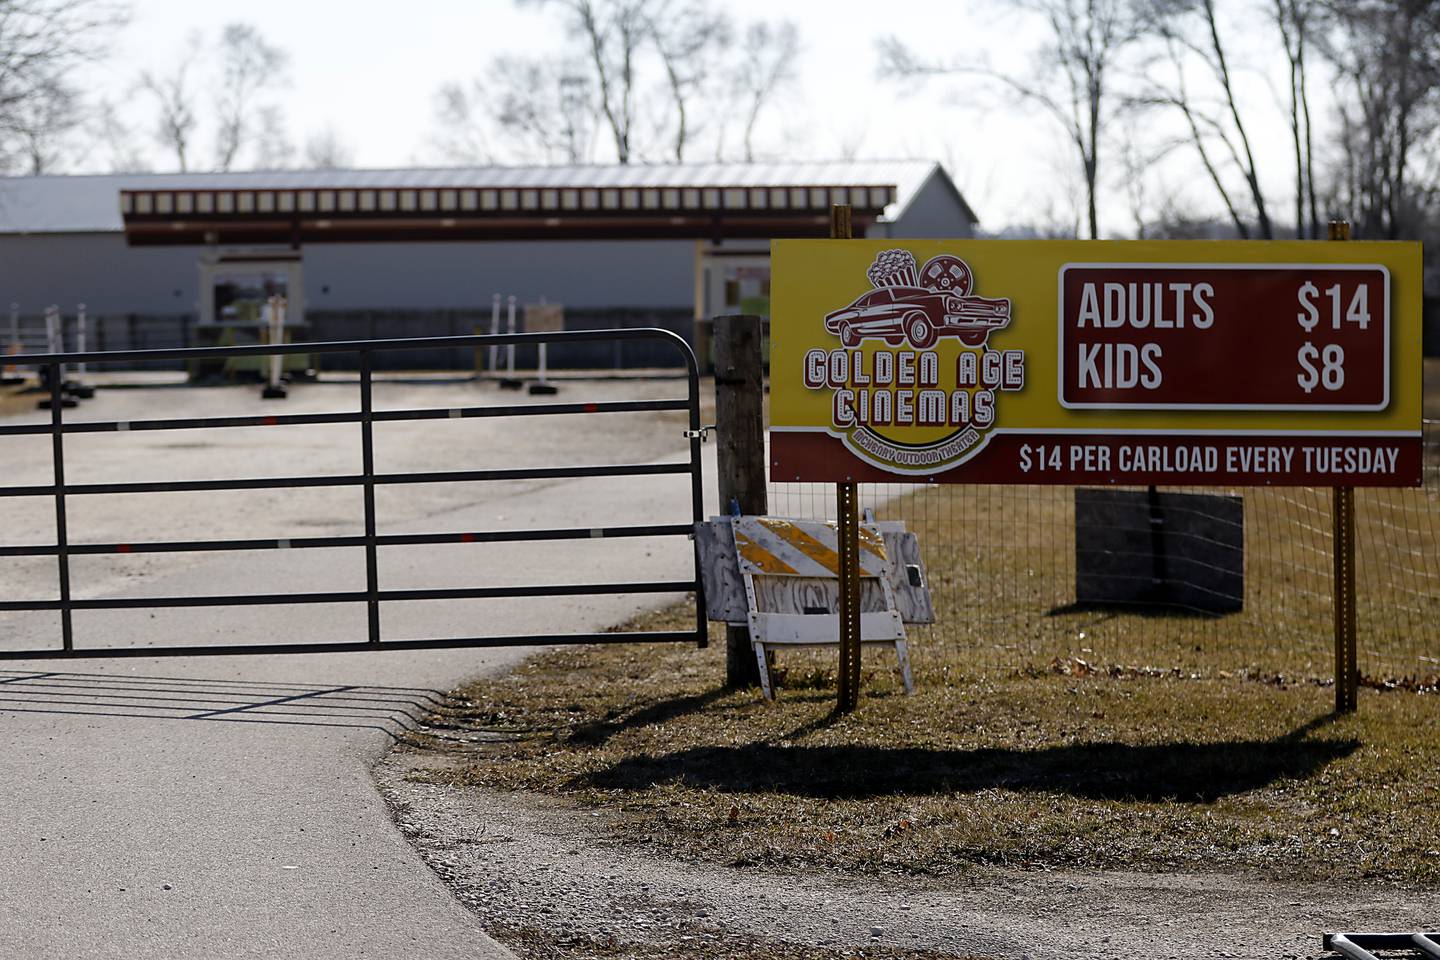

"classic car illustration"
[823,284,1012,349]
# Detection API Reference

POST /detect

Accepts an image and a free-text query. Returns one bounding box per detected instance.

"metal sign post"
[66,303,94,399]
[261,295,288,400]
[487,293,502,378]
[45,306,60,359]
[1,302,22,384]
[525,303,564,396]
[500,295,523,390]
[831,203,863,714]
[1329,219,1359,713]
[75,304,87,377]
[37,306,76,410]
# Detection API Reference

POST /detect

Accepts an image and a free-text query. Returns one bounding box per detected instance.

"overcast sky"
[89,0,1310,237]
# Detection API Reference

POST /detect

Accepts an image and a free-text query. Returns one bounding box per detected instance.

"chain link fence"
[771,421,1440,683]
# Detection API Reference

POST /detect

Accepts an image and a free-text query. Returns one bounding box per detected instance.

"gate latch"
[684,424,716,442]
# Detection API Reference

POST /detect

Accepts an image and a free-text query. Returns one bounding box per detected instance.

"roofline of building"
[5,157,944,184]
[891,163,979,226]
[0,159,977,240]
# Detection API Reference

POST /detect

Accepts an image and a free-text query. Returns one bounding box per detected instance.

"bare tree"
[733,19,799,162]
[211,22,288,172]
[1319,0,1440,239]
[454,1,789,164]
[432,57,596,165]
[0,0,127,173]
[1132,30,1256,237]
[1135,0,1275,238]
[646,0,730,162]
[1274,0,1320,237]
[252,104,292,169]
[553,71,595,162]
[4,74,80,172]
[431,79,493,164]
[138,31,200,172]
[520,0,649,163]
[1118,115,1157,237]
[490,56,596,162]
[880,0,1138,239]
[303,126,353,169]
[89,97,149,172]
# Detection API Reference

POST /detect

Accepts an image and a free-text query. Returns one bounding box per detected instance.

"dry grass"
[859,480,1440,682]
[419,603,1440,887]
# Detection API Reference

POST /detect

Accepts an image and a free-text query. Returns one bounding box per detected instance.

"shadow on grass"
[566,686,732,748]
[1046,600,1224,621]
[578,715,1357,803]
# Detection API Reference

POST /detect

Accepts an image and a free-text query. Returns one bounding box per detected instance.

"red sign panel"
[774,431,1423,486]
[1059,264,1389,410]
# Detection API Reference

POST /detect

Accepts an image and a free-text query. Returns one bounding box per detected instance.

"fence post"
[1328,219,1359,713]
[831,203,863,714]
[714,313,767,688]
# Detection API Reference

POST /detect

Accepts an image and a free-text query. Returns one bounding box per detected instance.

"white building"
[0,160,977,367]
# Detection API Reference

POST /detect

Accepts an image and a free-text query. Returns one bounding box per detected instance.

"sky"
[85,0,1315,237]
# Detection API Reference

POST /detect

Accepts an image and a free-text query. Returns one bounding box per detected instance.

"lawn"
[411,602,1440,887]
[844,479,1440,683]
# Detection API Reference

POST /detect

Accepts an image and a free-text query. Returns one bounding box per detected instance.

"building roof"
[0,160,974,244]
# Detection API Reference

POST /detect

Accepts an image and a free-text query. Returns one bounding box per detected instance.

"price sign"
[1058,264,1388,410]
[770,239,1422,487]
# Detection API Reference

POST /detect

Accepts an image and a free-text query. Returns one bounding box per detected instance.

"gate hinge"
[684,424,716,442]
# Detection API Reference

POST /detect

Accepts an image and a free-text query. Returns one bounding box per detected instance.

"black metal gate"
[0,329,706,659]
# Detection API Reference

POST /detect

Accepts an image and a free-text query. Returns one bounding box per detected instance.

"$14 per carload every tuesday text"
[1016,441,1403,478]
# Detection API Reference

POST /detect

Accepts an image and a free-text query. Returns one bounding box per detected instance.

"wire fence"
[771,420,1440,684]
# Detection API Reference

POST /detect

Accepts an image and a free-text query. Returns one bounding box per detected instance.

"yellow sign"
[770,239,1423,486]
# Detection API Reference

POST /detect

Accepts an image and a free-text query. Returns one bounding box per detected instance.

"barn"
[0,160,977,369]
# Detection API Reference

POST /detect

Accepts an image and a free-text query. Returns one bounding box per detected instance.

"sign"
[1059,264,1388,409]
[770,240,1423,487]
[523,303,564,333]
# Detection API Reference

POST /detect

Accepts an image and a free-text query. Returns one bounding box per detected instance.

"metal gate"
[0,329,707,659]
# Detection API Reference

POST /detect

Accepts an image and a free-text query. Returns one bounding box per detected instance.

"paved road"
[0,376,714,959]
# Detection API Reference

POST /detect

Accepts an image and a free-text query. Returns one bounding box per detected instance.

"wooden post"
[1328,219,1359,713]
[1333,484,1358,712]
[831,203,863,714]
[714,313,767,688]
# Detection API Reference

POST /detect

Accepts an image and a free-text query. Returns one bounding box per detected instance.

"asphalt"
[0,375,715,959]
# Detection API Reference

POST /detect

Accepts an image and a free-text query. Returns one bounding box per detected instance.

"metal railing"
[0,328,707,659]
